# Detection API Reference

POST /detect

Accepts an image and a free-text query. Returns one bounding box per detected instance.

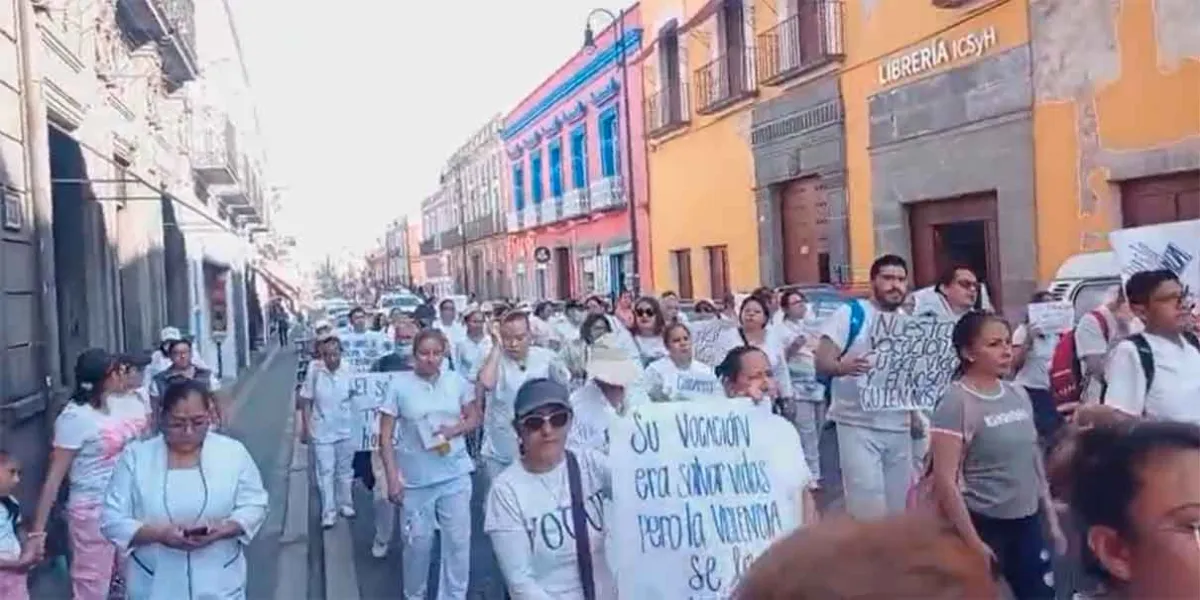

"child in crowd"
[0,451,38,599]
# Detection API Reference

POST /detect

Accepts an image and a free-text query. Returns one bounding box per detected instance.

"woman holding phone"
[101,380,268,599]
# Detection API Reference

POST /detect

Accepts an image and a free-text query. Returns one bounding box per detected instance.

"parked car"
[1046,251,1122,319]
[378,292,423,315]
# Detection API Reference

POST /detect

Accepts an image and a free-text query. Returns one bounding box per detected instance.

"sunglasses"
[695,306,714,314]
[518,409,570,433]
[635,308,656,317]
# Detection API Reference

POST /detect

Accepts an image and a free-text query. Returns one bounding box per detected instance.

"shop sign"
[534,246,552,264]
[878,26,998,85]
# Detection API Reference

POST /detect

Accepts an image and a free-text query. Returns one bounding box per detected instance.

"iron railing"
[645,81,691,136]
[756,1,844,85]
[589,176,626,211]
[694,47,757,114]
[192,117,239,179]
[161,0,197,61]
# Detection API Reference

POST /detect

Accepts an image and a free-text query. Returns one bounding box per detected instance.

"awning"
[253,260,300,301]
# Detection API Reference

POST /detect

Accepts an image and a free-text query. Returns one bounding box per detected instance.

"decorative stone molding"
[44,78,86,130]
[561,101,587,125]
[590,78,621,107]
[540,117,563,137]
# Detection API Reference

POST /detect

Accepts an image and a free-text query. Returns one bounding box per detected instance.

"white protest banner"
[1027,301,1074,334]
[1110,219,1200,304]
[610,397,806,599]
[340,331,392,373]
[859,313,957,411]
[349,372,401,451]
[690,319,738,367]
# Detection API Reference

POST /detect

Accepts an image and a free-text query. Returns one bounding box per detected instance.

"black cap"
[513,378,570,421]
[75,348,116,386]
[118,352,153,369]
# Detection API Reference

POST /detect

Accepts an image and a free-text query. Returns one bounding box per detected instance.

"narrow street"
[223,350,306,600]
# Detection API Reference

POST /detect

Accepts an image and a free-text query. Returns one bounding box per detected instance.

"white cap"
[160,327,183,342]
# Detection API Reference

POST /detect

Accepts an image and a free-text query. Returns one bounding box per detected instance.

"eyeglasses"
[695,306,714,314]
[635,308,656,317]
[518,409,570,433]
[164,417,211,433]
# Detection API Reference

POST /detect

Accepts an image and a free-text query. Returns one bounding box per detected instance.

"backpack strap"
[845,299,866,358]
[1092,309,1111,342]
[565,451,596,600]
[1183,331,1200,353]
[1128,334,1155,395]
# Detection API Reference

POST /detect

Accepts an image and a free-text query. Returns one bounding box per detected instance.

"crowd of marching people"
[0,326,267,599]
[292,254,1198,600]
[1,252,1193,600]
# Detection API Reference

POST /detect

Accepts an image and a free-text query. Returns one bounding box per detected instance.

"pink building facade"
[502,5,652,300]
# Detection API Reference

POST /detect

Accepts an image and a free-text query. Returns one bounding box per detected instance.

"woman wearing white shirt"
[29,349,150,600]
[485,379,615,600]
[101,379,268,600]
[378,329,481,600]
[716,346,818,524]
[645,323,719,401]
[453,306,493,382]
[1012,291,1065,443]
[629,297,668,366]
[298,334,357,528]
[567,334,646,454]
[716,296,794,403]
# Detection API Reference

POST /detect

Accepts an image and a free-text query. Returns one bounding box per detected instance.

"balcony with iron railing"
[645,81,691,138]
[694,47,757,115]
[756,1,845,86]
[191,117,239,186]
[562,187,588,219]
[588,175,627,211]
[116,0,198,86]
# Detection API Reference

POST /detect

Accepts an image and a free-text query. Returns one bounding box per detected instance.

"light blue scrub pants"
[401,474,473,600]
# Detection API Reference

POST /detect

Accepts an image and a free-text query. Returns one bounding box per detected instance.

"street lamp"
[583,7,640,297]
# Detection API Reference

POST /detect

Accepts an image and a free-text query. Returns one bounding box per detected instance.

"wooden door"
[908,193,1002,307]
[1120,170,1200,227]
[780,176,828,285]
[554,247,572,299]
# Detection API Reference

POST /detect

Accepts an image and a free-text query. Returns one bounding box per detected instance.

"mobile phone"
[183,526,209,537]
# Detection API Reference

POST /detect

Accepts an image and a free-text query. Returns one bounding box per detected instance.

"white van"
[1046,251,1123,319]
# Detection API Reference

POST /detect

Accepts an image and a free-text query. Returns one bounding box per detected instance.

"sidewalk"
[26,342,286,599]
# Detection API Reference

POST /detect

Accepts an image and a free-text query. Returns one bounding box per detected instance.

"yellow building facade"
[640,0,1198,308]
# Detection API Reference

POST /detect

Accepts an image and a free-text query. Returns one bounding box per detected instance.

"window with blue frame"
[598,107,619,178]
[511,163,525,210]
[530,149,544,204]
[548,139,564,200]
[570,125,587,190]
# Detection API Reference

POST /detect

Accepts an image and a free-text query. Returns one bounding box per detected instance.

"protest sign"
[859,313,957,411]
[690,319,737,368]
[349,372,401,451]
[610,397,806,599]
[340,331,392,372]
[1027,301,1074,334]
[1110,219,1200,304]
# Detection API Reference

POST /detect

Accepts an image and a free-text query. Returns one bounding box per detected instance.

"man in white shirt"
[1102,270,1200,424]
[815,254,914,520]
[434,299,467,349]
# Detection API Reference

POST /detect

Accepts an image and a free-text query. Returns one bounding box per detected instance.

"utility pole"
[455,161,468,296]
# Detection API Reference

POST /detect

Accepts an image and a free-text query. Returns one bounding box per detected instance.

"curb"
[323,503,362,600]
[274,410,309,600]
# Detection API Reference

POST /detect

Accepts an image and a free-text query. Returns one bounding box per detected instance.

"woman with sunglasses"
[101,379,268,600]
[28,349,152,599]
[378,329,479,598]
[630,297,668,367]
[485,379,615,599]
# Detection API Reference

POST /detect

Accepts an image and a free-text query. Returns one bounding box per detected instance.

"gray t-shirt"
[931,381,1041,519]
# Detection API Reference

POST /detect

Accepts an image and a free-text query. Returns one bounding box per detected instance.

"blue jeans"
[971,511,1055,599]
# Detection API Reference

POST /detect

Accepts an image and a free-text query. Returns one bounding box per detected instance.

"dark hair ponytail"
[71,381,104,408]
[950,310,1008,380]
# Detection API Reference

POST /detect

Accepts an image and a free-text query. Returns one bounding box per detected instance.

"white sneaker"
[340,505,357,518]
[321,512,337,529]
[370,539,388,559]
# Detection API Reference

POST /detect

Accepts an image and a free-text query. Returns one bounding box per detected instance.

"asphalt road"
[348,468,507,599]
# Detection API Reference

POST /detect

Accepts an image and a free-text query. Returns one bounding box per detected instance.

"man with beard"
[815,254,913,519]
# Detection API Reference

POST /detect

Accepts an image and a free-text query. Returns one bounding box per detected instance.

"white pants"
[314,438,355,516]
[402,476,473,600]
[836,423,912,520]
[370,451,396,546]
